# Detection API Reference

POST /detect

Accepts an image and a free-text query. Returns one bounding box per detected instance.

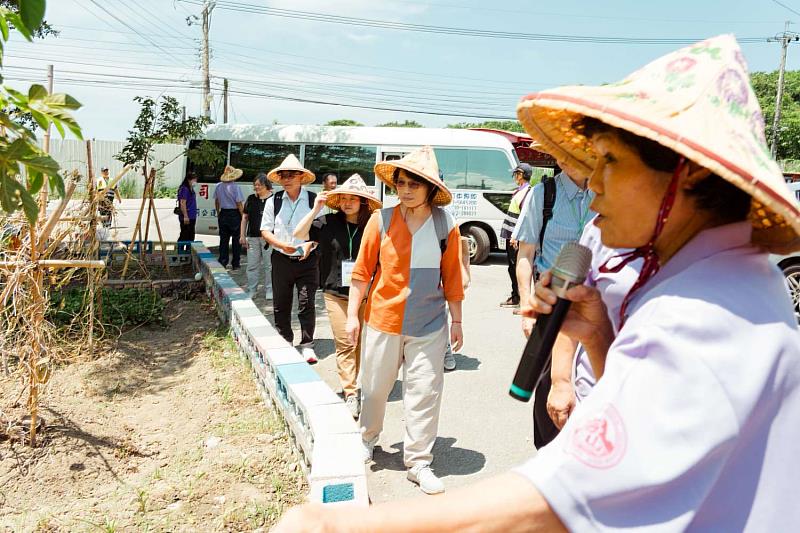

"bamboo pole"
[86,141,98,350]
[121,165,151,278]
[0,260,106,269]
[148,192,171,275]
[143,168,155,243]
[37,175,79,252]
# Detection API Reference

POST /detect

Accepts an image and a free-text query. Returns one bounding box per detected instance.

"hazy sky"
[6,0,800,140]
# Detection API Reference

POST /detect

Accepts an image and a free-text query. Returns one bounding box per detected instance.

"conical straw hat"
[267,154,315,185]
[219,165,243,182]
[517,34,800,253]
[374,146,452,206]
[326,174,382,212]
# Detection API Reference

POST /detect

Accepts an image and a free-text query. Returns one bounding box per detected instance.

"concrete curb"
[191,242,369,506]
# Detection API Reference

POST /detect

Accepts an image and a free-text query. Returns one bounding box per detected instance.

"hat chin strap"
[599,157,686,329]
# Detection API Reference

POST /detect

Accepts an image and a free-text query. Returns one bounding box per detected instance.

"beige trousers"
[359,324,448,468]
[323,292,365,398]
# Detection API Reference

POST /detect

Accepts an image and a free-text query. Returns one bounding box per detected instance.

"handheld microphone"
[509,242,592,402]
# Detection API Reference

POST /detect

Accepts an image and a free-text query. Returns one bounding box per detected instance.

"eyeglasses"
[279,172,302,179]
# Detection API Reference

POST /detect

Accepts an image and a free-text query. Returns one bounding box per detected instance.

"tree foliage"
[376,120,424,128]
[751,70,800,161]
[0,0,82,224]
[115,96,210,172]
[446,120,525,133]
[325,119,363,126]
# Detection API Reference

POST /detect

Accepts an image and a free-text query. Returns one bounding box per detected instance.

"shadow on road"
[370,437,486,477]
[451,353,481,371]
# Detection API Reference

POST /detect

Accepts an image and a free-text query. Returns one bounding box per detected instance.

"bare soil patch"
[0,298,305,532]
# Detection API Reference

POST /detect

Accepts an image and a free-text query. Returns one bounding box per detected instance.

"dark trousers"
[271,251,319,346]
[507,244,520,301]
[178,218,196,242]
[533,363,560,449]
[218,209,242,268]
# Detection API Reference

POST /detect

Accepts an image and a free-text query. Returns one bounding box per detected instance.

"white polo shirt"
[259,188,321,256]
[517,222,800,531]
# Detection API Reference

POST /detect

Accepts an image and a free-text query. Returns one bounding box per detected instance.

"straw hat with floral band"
[219,164,243,182]
[267,154,315,185]
[374,145,452,206]
[516,34,800,326]
[325,173,382,212]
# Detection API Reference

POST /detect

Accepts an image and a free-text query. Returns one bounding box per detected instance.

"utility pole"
[188,1,215,118]
[769,21,800,158]
[223,78,228,123]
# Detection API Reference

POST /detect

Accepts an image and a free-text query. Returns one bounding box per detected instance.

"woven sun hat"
[374,145,452,206]
[516,34,800,254]
[267,154,315,185]
[326,173,382,212]
[219,165,243,183]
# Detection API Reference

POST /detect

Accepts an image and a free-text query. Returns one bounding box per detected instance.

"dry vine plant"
[0,170,111,446]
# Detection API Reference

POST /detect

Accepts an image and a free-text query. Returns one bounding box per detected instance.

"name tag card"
[341,260,355,287]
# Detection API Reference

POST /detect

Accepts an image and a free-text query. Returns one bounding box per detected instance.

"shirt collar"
[557,172,586,200]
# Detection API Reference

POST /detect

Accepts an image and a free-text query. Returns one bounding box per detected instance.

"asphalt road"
[110,199,539,502]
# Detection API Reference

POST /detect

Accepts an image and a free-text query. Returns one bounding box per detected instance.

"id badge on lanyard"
[341,260,355,287]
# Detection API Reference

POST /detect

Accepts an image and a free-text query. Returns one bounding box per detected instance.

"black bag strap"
[538,175,557,252]
[431,206,449,255]
[272,189,316,228]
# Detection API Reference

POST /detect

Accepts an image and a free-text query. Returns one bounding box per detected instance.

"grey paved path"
[109,200,539,502]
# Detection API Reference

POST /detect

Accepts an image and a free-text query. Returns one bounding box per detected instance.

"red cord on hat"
[599,157,687,329]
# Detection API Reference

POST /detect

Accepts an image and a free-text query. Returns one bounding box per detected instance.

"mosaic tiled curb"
[191,242,368,506]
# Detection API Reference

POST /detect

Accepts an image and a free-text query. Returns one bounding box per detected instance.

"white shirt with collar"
[516,221,800,532]
[259,188,322,256]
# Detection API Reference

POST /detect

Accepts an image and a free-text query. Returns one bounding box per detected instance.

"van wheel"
[783,263,800,324]
[464,225,490,265]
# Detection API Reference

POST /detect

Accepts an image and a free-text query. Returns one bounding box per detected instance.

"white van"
[184,125,520,263]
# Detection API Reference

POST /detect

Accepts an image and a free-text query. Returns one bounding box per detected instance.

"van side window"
[230,143,301,182]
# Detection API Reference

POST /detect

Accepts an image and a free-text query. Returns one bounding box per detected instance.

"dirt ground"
[0,298,305,532]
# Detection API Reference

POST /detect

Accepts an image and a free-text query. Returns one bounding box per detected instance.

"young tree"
[0,0,82,224]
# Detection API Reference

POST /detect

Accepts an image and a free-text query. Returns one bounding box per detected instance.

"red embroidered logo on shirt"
[566,405,627,469]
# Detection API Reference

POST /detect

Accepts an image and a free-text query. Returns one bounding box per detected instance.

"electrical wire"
[178,0,771,45]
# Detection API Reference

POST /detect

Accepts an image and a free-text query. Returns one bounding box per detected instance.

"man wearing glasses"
[260,155,321,363]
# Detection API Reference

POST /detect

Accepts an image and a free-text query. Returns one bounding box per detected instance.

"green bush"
[49,288,166,329]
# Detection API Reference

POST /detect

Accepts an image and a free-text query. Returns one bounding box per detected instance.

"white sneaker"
[444,351,456,371]
[361,438,376,463]
[300,346,318,364]
[345,395,360,419]
[407,464,444,494]
[265,288,273,300]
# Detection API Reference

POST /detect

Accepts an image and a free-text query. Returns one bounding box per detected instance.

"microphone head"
[551,242,592,285]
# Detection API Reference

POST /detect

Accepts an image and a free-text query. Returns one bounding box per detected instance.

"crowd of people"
[269,34,800,532]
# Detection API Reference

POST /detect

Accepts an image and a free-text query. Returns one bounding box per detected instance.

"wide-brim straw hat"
[267,154,315,185]
[516,34,800,254]
[374,146,452,206]
[326,173,382,212]
[220,165,243,182]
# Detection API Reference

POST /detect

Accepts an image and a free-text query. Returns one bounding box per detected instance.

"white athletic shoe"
[444,351,456,371]
[265,288,273,300]
[345,395,360,419]
[301,346,318,364]
[361,438,376,463]
[407,464,445,495]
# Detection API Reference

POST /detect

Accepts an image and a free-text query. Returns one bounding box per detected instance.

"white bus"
[185,124,521,263]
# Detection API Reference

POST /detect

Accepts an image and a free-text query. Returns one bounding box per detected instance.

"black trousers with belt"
[271,250,319,347]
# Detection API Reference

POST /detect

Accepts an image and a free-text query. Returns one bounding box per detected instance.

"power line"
[178,0,770,44]
[84,0,194,67]
[770,0,800,18]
